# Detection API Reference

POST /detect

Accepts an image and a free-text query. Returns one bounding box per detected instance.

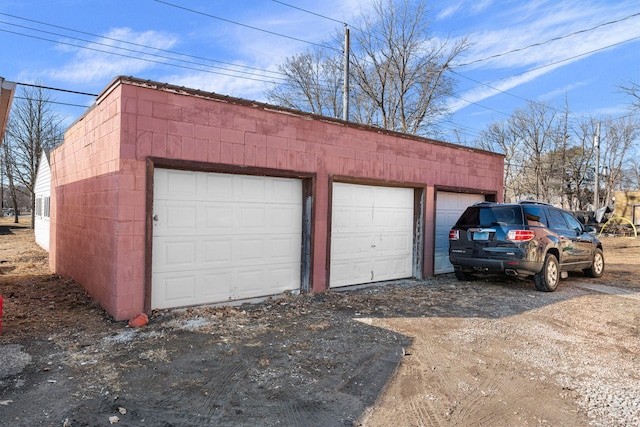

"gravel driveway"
[1,220,639,426]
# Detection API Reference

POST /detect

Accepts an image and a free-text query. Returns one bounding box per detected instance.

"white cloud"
[448,66,559,113]
[462,1,640,70]
[44,28,178,83]
[161,68,272,102]
[449,1,640,111]
[436,0,494,20]
[538,81,589,102]
[436,3,463,21]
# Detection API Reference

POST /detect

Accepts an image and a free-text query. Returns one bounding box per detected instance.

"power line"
[0,11,346,91]
[0,20,289,84]
[3,4,636,139]
[455,11,640,67]
[153,0,341,53]
[271,0,346,25]
[16,82,98,97]
[0,12,286,78]
[449,33,640,125]
[0,28,284,85]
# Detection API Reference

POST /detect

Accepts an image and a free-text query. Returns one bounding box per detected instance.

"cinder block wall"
[50,84,125,316]
[51,77,504,320]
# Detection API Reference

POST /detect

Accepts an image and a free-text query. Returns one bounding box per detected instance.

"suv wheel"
[583,248,604,278]
[454,270,473,281]
[534,253,559,292]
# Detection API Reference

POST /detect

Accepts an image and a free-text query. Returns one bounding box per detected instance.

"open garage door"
[330,183,414,288]
[152,169,302,309]
[434,191,485,274]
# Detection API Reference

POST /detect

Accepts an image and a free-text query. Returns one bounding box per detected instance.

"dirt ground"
[1,217,639,427]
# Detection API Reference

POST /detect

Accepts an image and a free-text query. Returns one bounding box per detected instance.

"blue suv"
[449,201,604,291]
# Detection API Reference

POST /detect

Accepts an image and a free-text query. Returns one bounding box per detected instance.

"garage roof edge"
[97,76,503,159]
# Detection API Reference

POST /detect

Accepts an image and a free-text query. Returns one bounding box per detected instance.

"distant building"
[34,150,51,251]
[0,78,17,143]
[613,191,640,225]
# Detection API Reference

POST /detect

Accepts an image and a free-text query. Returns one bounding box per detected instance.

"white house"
[34,150,51,251]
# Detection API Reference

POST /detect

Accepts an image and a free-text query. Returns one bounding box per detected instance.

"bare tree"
[477,121,523,202]
[2,138,18,222]
[265,49,344,118]
[564,118,600,210]
[477,100,640,211]
[507,102,561,202]
[620,81,640,111]
[265,0,469,136]
[624,158,640,190]
[4,84,63,226]
[600,116,640,206]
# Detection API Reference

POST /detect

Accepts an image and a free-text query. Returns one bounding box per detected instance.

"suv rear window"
[455,206,524,227]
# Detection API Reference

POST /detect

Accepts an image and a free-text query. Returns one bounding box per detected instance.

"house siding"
[34,151,51,251]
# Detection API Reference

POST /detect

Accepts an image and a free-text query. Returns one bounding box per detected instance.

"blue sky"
[1,0,639,144]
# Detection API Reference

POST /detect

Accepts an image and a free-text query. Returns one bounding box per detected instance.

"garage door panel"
[331,183,414,288]
[163,240,198,267]
[376,233,411,251]
[239,176,267,199]
[205,206,234,229]
[204,240,232,265]
[152,237,198,271]
[271,207,299,228]
[155,274,197,306]
[234,269,265,293]
[331,259,372,286]
[373,255,411,279]
[237,238,266,262]
[164,170,197,196]
[269,266,299,287]
[354,209,374,227]
[330,235,355,256]
[272,178,300,197]
[332,234,375,257]
[152,169,302,309]
[434,192,485,274]
[239,206,266,229]
[201,272,231,300]
[269,238,299,260]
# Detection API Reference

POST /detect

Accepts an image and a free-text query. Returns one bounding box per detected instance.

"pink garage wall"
[50,77,503,321]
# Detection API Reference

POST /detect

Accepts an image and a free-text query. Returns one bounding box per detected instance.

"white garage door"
[330,183,414,288]
[152,169,302,309]
[434,192,485,274]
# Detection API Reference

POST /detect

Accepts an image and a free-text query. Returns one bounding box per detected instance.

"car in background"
[448,201,604,291]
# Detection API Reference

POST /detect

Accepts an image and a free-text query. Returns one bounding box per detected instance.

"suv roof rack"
[518,200,552,206]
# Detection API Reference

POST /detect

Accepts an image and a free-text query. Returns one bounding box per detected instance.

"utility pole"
[593,122,601,212]
[342,25,350,122]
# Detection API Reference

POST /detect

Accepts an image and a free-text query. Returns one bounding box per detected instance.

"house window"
[44,197,50,218]
[35,197,42,217]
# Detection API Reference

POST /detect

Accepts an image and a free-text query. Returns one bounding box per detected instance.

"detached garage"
[48,76,503,320]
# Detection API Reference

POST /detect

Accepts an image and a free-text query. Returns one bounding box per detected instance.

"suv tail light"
[449,229,459,240]
[507,230,535,241]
